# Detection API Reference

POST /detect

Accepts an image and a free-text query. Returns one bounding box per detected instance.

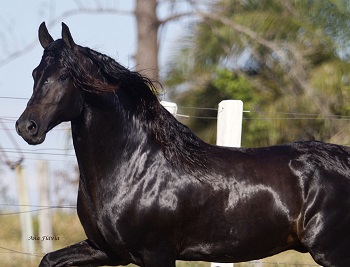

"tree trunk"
[135,0,159,84]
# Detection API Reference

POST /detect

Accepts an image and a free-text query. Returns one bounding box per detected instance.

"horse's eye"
[58,74,69,82]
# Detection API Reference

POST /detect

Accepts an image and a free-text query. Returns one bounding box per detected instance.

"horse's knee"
[38,253,52,267]
[39,252,74,267]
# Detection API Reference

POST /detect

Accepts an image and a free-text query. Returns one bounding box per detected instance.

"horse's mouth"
[24,134,46,145]
[17,131,46,145]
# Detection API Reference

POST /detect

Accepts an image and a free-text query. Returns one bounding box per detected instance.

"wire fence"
[1,109,349,164]
[0,204,76,216]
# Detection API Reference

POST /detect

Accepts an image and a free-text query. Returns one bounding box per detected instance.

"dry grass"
[0,212,319,267]
[0,212,86,267]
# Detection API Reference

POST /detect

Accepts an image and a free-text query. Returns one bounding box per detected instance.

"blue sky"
[0,0,187,205]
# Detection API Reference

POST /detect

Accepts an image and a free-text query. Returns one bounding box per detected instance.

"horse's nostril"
[26,120,38,134]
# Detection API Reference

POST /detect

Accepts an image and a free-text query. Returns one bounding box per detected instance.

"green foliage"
[212,69,252,103]
[164,0,350,146]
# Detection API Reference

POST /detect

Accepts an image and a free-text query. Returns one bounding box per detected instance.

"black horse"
[16,22,350,267]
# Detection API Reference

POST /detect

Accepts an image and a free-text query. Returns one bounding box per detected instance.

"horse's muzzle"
[15,118,45,145]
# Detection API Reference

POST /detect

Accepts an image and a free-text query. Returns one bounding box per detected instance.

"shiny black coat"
[16,22,350,267]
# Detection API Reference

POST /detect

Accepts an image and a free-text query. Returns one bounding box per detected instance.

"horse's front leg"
[39,239,125,267]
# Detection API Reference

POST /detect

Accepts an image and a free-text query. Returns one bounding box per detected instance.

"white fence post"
[212,100,243,267]
[38,160,53,253]
[216,100,243,147]
[160,100,178,116]
[15,164,35,260]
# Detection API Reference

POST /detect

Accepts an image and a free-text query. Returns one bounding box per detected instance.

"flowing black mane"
[46,39,159,105]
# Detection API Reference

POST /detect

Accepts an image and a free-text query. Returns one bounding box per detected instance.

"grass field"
[0,212,319,267]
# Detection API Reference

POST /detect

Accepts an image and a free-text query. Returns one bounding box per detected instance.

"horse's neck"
[71,104,154,177]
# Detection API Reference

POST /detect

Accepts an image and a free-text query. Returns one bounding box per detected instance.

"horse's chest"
[77,177,181,251]
[77,192,135,261]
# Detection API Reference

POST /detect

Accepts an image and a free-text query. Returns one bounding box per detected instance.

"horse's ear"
[61,22,76,49]
[38,22,54,49]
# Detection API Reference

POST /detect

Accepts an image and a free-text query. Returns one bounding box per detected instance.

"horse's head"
[16,22,84,145]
